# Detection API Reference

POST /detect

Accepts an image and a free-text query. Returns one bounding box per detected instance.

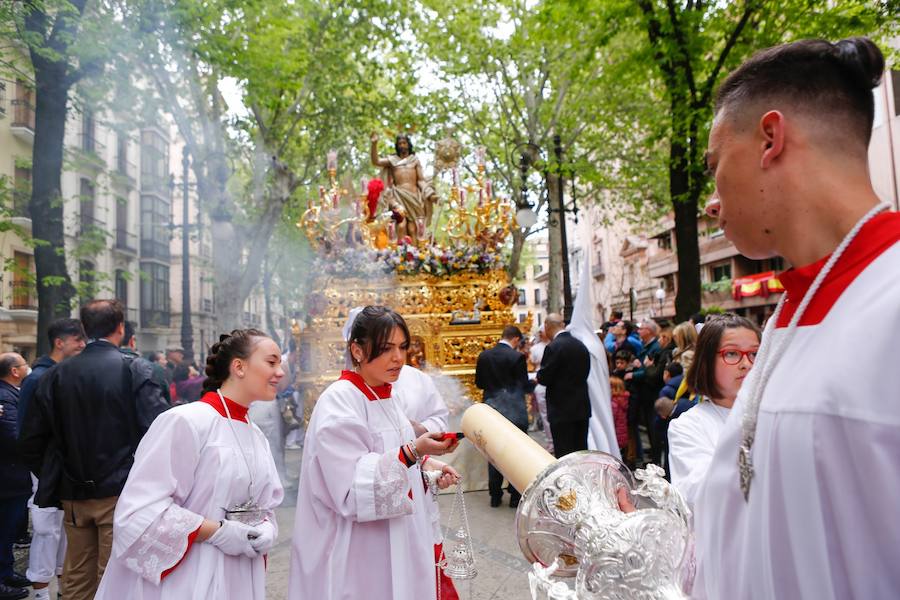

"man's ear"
[759,110,785,169]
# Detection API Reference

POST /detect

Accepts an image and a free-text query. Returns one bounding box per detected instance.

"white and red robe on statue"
[95,393,283,599]
[288,371,438,599]
[694,212,900,599]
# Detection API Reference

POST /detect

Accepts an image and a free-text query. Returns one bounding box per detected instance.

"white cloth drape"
[567,253,620,458]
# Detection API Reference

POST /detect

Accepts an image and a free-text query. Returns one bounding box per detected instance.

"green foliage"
[701,277,732,294]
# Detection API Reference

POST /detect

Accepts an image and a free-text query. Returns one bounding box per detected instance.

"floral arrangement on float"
[298,140,515,281]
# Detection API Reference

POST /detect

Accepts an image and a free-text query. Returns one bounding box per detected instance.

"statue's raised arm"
[370,132,391,168]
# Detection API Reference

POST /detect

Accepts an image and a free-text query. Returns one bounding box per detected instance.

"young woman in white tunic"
[667,315,760,508]
[289,306,461,600]
[95,329,285,599]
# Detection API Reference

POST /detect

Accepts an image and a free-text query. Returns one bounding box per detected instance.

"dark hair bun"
[203,328,268,394]
[834,37,884,89]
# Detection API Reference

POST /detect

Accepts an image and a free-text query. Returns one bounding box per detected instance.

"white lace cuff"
[120,503,204,585]
[355,450,414,522]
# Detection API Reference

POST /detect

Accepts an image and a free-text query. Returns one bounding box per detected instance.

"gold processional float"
[294,136,693,599]
[293,137,528,415]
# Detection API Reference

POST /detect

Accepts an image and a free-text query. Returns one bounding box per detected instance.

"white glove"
[249,519,276,554]
[206,520,260,558]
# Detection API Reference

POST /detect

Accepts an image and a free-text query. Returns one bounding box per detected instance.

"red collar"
[776,212,900,328]
[200,391,249,422]
[339,370,392,401]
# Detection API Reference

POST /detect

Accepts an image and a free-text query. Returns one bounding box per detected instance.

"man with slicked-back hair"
[690,37,900,599]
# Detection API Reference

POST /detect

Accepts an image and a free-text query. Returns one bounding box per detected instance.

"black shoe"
[509,495,520,508]
[490,496,502,507]
[0,583,28,599]
[1,574,28,589]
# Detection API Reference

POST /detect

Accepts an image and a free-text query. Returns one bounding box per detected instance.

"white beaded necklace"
[738,202,889,501]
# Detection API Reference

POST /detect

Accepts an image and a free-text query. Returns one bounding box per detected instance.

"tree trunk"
[669,120,702,321]
[263,255,281,348]
[29,53,75,356]
[546,172,562,315]
[507,226,526,281]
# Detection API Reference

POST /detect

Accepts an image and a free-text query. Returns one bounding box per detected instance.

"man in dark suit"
[537,313,591,458]
[475,325,531,507]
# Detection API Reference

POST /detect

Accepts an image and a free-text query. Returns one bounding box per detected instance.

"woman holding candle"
[288,306,460,600]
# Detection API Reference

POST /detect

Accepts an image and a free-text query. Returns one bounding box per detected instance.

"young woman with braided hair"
[95,329,284,599]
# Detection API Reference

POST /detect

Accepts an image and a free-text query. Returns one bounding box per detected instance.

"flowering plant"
[374,239,505,277]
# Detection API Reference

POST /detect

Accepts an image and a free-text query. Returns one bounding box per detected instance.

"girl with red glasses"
[666,314,761,508]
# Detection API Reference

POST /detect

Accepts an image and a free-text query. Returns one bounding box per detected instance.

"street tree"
[125,0,419,330]
[622,0,892,319]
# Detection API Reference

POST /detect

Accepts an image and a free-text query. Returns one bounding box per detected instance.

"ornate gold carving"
[556,490,578,512]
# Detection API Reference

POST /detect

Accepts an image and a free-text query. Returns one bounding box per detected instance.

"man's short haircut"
[665,362,683,377]
[611,310,623,320]
[122,321,136,347]
[0,353,20,378]
[614,348,633,362]
[47,318,85,347]
[622,320,636,336]
[80,299,125,340]
[714,37,884,150]
[501,325,523,341]
[640,320,659,335]
[686,313,761,400]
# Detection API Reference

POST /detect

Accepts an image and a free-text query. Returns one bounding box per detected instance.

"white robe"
[667,401,729,509]
[394,365,449,434]
[95,400,283,600]
[288,379,437,599]
[394,364,450,544]
[694,239,900,599]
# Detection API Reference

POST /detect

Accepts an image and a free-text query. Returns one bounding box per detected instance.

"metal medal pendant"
[738,444,754,501]
[224,499,265,526]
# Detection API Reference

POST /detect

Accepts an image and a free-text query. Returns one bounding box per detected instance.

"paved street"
[15,442,542,600]
[266,447,538,600]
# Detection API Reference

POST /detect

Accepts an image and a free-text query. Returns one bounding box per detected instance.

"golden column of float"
[462,403,695,600]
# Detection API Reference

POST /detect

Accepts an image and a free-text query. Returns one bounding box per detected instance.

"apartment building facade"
[0,51,282,360]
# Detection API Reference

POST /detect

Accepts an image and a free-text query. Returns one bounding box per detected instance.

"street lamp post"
[180,147,194,363]
[553,135,574,323]
[655,286,667,315]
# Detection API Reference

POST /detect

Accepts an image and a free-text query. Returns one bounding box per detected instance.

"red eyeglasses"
[717,348,758,365]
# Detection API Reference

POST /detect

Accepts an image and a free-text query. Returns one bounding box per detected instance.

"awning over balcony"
[732,271,785,300]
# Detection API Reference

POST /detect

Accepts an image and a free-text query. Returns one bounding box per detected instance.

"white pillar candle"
[461,403,556,492]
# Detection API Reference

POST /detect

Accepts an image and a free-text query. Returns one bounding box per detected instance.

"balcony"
[141,238,170,261]
[202,298,213,313]
[115,228,138,254]
[125,307,140,325]
[199,242,212,258]
[8,191,30,219]
[80,214,105,235]
[591,262,605,279]
[141,308,170,328]
[10,281,36,310]
[11,100,35,144]
[648,249,677,278]
[113,157,138,188]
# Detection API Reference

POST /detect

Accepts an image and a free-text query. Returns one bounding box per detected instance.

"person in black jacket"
[475,325,532,507]
[17,318,85,600]
[537,313,592,458]
[19,299,168,600]
[0,353,32,599]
